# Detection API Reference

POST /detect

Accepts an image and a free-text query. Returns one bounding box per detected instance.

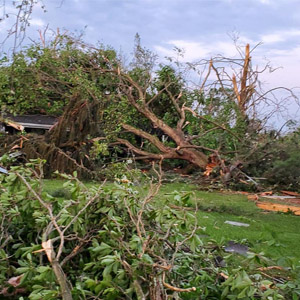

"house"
[0,114,58,134]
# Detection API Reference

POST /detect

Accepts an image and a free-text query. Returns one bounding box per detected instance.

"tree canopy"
[0,32,298,189]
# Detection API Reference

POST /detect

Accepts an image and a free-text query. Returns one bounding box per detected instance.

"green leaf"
[103,263,113,277]
[141,254,153,264]
[237,287,248,298]
[221,286,229,298]
[84,262,95,271]
[95,283,103,294]
[101,258,115,265]
[37,266,50,273]
[85,278,96,289]
[16,267,30,274]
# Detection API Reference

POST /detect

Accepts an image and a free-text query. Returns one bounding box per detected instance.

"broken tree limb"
[162,272,196,293]
[122,124,170,153]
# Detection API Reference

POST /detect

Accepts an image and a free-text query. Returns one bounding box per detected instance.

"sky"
[1,0,300,126]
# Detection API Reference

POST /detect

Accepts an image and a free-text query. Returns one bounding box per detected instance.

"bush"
[265,150,300,191]
[0,159,299,299]
[98,161,143,182]
[263,129,300,192]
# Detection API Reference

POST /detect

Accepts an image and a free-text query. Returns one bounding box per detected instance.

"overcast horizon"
[1,0,300,127]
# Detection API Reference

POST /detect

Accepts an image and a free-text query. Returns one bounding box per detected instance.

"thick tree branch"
[122,124,170,153]
[126,93,186,144]
[165,88,186,131]
[115,138,166,159]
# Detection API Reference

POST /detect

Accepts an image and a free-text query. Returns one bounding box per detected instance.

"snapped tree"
[0,33,297,180]
[98,40,297,181]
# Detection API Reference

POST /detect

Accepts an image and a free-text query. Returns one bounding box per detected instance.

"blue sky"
[1,0,300,124]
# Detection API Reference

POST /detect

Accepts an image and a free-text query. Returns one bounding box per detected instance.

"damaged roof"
[1,114,58,130]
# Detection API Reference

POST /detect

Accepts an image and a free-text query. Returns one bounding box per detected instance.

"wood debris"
[256,202,300,216]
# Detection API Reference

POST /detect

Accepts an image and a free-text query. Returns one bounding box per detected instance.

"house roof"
[3,114,58,130]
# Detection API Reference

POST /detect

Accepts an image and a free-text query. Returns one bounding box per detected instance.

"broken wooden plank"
[224,221,250,227]
[280,190,300,197]
[0,166,8,174]
[256,202,300,215]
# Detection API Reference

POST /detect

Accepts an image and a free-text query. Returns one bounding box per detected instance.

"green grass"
[43,179,300,262]
[159,183,300,261]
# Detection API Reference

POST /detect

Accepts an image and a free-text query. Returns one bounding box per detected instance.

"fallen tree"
[98,41,297,181]
[0,33,298,181]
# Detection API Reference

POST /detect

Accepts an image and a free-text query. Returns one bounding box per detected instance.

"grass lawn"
[43,179,300,262]
[159,183,300,262]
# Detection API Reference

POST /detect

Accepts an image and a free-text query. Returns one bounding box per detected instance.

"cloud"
[154,36,300,123]
[29,18,46,27]
[261,29,300,44]
[259,0,271,4]
[154,36,256,61]
[261,45,300,86]
[152,29,300,90]
[261,34,284,43]
[155,40,211,61]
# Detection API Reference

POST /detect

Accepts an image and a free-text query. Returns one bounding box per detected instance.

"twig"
[162,272,196,293]
[16,173,64,245]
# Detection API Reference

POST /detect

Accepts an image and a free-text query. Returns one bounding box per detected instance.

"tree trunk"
[117,136,208,169]
[51,259,73,300]
[179,147,208,169]
[119,123,208,169]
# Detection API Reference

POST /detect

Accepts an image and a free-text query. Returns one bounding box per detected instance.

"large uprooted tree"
[0,33,297,179]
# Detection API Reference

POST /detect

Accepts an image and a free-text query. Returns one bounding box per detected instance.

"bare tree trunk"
[51,259,73,300]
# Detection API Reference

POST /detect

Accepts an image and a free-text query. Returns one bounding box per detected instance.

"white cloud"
[155,36,300,123]
[261,45,300,86]
[259,0,271,4]
[157,40,211,60]
[261,29,300,44]
[146,31,300,94]
[154,36,256,61]
[29,18,46,27]
[261,34,284,44]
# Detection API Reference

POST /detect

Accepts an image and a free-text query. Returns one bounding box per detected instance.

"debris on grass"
[224,220,250,227]
[280,190,300,197]
[260,191,273,196]
[0,166,8,174]
[246,191,300,210]
[225,241,249,255]
[219,272,229,280]
[263,195,298,200]
[214,256,226,267]
[247,194,259,201]
[256,202,300,215]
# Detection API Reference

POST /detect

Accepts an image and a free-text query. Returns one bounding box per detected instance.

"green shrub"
[98,161,143,182]
[262,129,300,192]
[0,159,299,299]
